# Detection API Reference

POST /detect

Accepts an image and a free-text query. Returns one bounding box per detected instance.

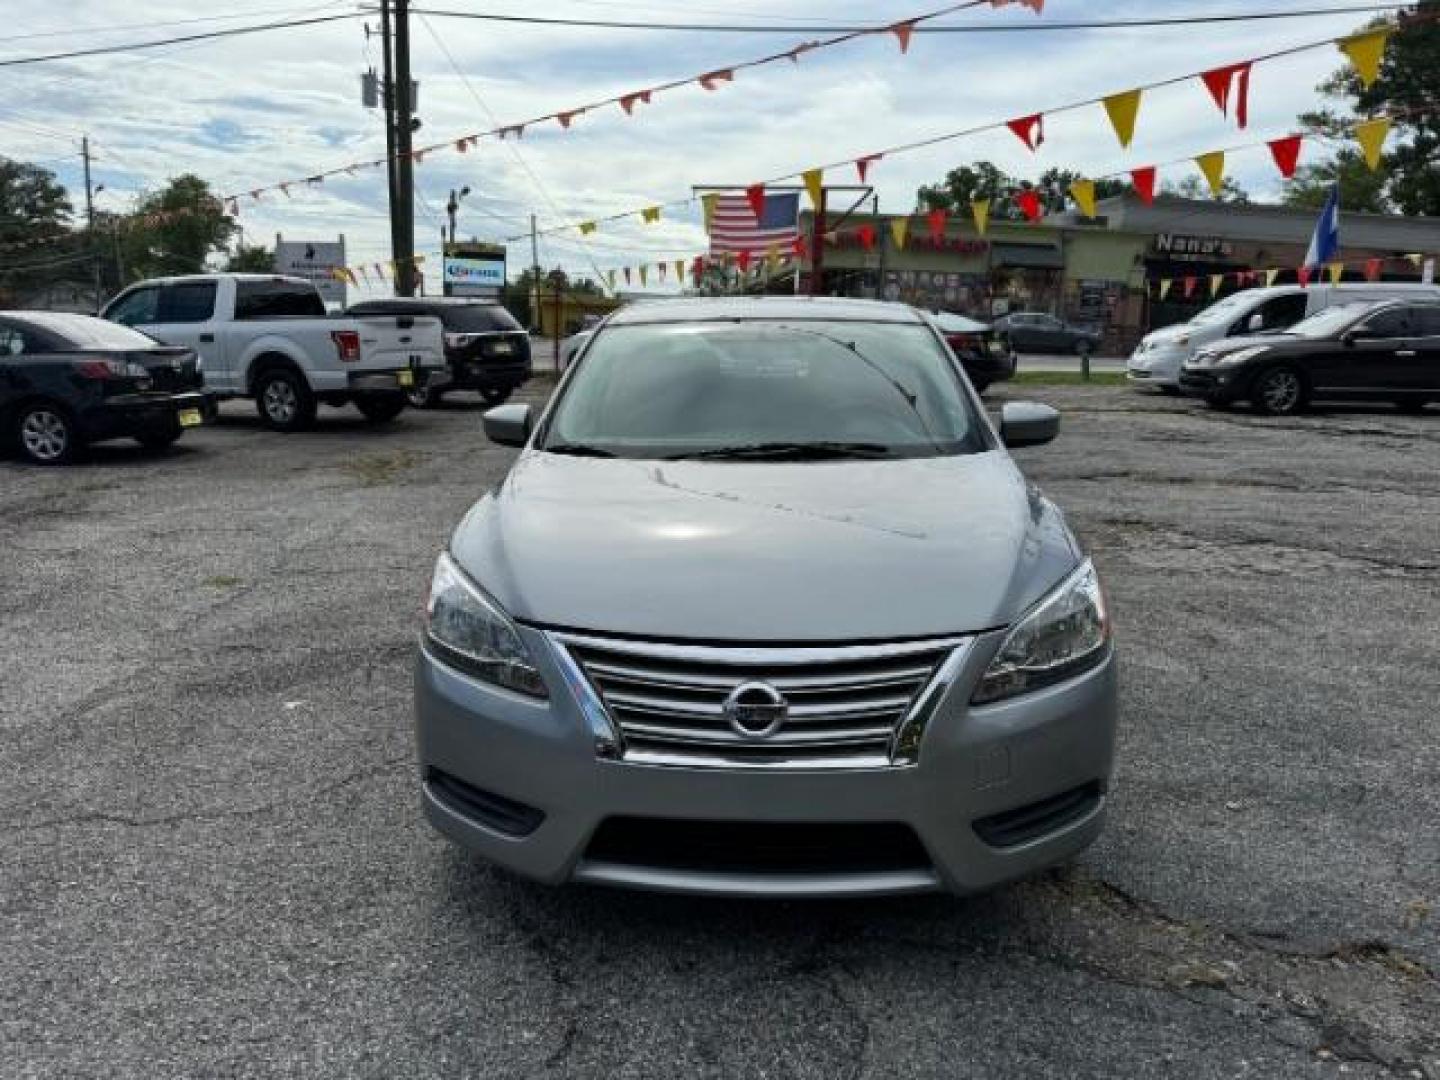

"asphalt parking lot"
[3,383,1437,1079]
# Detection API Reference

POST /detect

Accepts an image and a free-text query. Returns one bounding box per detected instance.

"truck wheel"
[479,387,512,406]
[255,368,317,432]
[355,394,407,423]
[14,403,78,465]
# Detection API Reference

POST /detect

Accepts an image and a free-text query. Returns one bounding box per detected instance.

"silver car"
[414,297,1117,898]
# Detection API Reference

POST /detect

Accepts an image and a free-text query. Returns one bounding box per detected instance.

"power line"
[0,12,361,68]
[405,3,1410,33]
[5,2,358,44]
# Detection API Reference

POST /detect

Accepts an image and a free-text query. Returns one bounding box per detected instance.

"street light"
[446,186,471,246]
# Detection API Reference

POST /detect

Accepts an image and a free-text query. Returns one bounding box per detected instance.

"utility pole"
[392,0,416,296]
[529,213,541,331]
[81,135,101,306]
[379,1,402,293]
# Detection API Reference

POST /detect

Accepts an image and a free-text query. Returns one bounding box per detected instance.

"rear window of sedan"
[543,320,987,460]
[11,314,160,351]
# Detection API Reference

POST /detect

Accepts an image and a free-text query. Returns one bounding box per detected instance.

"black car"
[1180,299,1440,415]
[932,311,1017,393]
[346,298,531,408]
[1,312,215,465]
[992,312,1102,356]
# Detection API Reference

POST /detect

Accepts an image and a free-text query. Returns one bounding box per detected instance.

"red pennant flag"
[889,20,917,53]
[455,139,469,153]
[1297,266,1312,287]
[556,111,581,129]
[1267,135,1304,180]
[1183,276,1198,298]
[857,225,877,251]
[501,125,525,139]
[855,154,882,183]
[1200,62,1253,128]
[619,90,652,115]
[1015,189,1042,222]
[1365,257,1383,282]
[737,250,752,273]
[745,184,766,221]
[787,41,819,63]
[658,262,668,281]
[1130,167,1157,205]
[1006,113,1044,152]
[792,235,808,258]
[698,69,734,91]
[926,209,947,242]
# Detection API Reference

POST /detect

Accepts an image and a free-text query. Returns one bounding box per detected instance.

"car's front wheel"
[13,403,77,465]
[1251,366,1307,416]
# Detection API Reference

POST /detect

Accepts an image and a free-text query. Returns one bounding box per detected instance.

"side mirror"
[1342,327,1370,346]
[483,403,532,447]
[1000,402,1060,449]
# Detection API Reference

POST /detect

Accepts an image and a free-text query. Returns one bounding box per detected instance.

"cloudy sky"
[1,0,1393,297]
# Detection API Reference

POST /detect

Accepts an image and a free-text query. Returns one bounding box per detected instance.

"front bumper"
[1179,367,1248,402]
[1127,346,1185,387]
[414,626,1117,898]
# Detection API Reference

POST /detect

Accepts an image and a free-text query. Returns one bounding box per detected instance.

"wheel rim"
[21,409,68,461]
[263,379,297,422]
[1261,370,1301,412]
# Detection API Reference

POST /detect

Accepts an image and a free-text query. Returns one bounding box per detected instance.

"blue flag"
[1304,184,1341,269]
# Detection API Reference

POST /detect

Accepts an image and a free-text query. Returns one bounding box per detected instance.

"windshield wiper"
[544,442,617,458]
[665,441,898,461]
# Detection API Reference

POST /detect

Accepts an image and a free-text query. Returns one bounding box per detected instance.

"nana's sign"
[1153,233,1234,259]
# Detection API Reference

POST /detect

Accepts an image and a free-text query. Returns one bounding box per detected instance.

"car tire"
[1251,365,1307,416]
[355,394,407,423]
[479,387,512,407]
[407,384,441,409]
[135,424,183,451]
[1395,398,1429,413]
[13,402,78,465]
[255,367,317,432]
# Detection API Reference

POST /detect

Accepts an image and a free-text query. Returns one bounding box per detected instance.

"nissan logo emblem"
[722,681,789,739]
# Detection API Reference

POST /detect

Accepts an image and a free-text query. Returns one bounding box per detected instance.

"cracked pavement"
[2,383,1436,1078]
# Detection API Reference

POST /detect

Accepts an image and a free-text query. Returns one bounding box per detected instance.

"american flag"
[708,192,800,258]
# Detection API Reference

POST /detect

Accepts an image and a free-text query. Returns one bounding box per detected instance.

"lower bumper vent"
[972,781,1103,849]
[428,769,545,838]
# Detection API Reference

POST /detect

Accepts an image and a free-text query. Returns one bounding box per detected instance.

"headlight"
[971,560,1111,705]
[424,552,548,698]
[1214,345,1270,368]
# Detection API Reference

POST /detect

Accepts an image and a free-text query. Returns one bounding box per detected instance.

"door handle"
[1396,349,1417,357]
[199,333,215,343]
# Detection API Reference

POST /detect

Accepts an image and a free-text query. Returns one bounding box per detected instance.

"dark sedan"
[932,311,1017,393]
[993,312,1101,356]
[1,311,214,465]
[1180,299,1440,415]
[346,297,531,408]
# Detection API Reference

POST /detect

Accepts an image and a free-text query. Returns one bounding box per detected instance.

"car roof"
[350,297,503,308]
[604,296,927,326]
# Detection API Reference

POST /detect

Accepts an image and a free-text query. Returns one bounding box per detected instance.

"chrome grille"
[552,633,968,769]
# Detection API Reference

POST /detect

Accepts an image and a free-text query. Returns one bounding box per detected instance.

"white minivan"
[1128,283,1440,391]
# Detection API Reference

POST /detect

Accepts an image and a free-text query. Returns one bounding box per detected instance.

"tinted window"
[441,305,522,332]
[1252,293,1309,331]
[18,314,159,350]
[107,287,160,326]
[1416,307,1440,337]
[1359,308,1414,339]
[544,321,985,460]
[235,280,326,320]
[159,282,217,323]
[1289,304,1371,339]
[0,324,26,356]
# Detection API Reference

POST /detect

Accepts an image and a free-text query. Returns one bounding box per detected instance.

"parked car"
[992,312,1100,356]
[1,311,214,465]
[101,274,445,431]
[415,297,1116,897]
[346,297,531,408]
[932,311,1016,393]
[1130,282,1440,393]
[1180,299,1440,415]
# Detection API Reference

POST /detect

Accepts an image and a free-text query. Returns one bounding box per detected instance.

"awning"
[991,243,1064,269]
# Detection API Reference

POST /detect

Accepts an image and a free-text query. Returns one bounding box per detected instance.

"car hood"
[449,450,1081,642]
[1141,323,1193,347]
[1199,333,1298,358]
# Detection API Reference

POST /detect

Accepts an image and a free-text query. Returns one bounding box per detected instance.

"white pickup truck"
[100,273,445,431]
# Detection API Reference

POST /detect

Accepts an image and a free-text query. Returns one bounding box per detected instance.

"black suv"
[346,298,531,408]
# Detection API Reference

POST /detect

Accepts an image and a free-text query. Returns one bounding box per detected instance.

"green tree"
[0,158,83,301]
[1282,150,1389,212]
[119,174,236,280]
[1161,174,1251,204]
[916,162,1017,216]
[1295,2,1440,214]
[224,244,274,272]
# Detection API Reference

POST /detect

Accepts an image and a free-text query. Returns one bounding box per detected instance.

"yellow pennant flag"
[1195,151,1227,197]
[1158,279,1172,300]
[639,265,648,286]
[1265,268,1281,287]
[578,221,597,235]
[641,206,661,224]
[890,217,909,250]
[675,259,686,280]
[1407,253,1425,267]
[971,198,991,236]
[1209,274,1224,298]
[1339,27,1392,89]
[766,243,780,270]
[803,168,824,212]
[1069,178,1097,219]
[701,193,719,231]
[606,269,616,290]
[1328,262,1345,285]
[1354,116,1391,170]
[1102,89,1143,149]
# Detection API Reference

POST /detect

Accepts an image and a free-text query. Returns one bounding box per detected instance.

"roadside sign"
[275,236,346,307]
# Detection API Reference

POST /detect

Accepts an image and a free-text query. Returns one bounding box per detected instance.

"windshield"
[1188,294,1253,326]
[1284,304,1370,338]
[540,321,987,461]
